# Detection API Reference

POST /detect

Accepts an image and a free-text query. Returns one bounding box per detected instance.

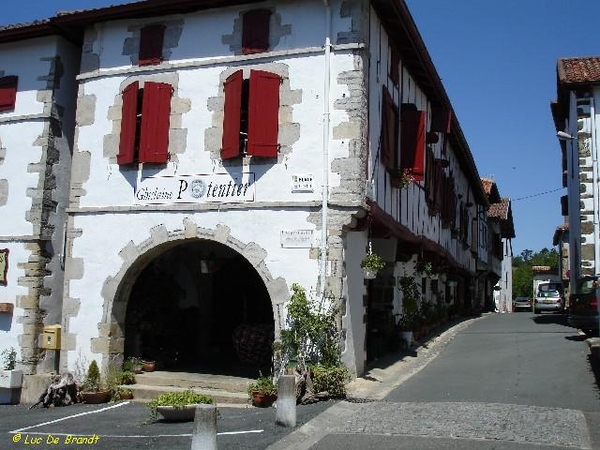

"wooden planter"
[251,392,277,408]
[80,390,111,404]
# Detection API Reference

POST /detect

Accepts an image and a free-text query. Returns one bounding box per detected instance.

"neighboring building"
[0,23,80,374]
[481,178,515,313]
[552,224,570,302]
[551,57,600,294]
[0,0,511,392]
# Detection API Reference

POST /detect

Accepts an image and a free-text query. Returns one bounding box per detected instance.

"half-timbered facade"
[0,0,513,394]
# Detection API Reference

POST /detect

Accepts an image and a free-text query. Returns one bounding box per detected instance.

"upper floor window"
[242,9,271,55]
[389,45,399,86]
[118,81,172,165]
[380,86,398,172]
[139,24,165,66]
[400,103,426,182]
[221,69,280,159]
[0,76,18,112]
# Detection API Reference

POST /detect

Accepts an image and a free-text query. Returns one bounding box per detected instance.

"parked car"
[568,275,599,336]
[513,297,531,311]
[534,289,563,314]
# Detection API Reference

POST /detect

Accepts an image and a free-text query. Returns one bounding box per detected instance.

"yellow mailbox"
[42,324,61,350]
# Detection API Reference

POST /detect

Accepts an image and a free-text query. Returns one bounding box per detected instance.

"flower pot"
[251,392,277,408]
[117,391,134,400]
[400,331,413,346]
[80,390,111,404]
[142,361,156,372]
[363,269,377,280]
[156,404,199,422]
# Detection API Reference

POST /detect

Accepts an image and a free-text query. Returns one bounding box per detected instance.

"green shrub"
[311,364,349,398]
[148,390,214,421]
[81,360,101,392]
[121,370,136,385]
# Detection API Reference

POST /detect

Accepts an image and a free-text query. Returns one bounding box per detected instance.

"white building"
[0,0,512,395]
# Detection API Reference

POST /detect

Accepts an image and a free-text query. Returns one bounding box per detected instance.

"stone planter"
[0,369,22,389]
[0,369,22,404]
[156,404,199,421]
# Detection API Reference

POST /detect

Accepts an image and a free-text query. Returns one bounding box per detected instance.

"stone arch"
[94,218,289,366]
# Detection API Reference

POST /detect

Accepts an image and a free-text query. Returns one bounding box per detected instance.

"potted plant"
[114,387,134,401]
[247,374,277,407]
[388,168,415,188]
[79,360,111,404]
[148,389,214,422]
[124,356,143,374]
[360,252,386,279]
[0,347,22,404]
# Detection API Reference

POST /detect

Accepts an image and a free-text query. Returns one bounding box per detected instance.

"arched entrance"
[123,239,274,377]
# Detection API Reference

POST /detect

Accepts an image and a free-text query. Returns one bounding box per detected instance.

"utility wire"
[512,187,565,202]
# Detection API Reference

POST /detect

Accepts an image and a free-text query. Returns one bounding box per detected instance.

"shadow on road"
[531,313,569,326]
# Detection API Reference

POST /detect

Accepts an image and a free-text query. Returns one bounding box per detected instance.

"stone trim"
[205,63,301,166]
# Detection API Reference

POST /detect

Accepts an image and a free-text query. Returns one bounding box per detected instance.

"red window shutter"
[400,109,426,181]
[221,70,243,159]
[431,107,452,133]
[242,9,271,54]
[139,82,171,164]
[118,82,139,165]
[380,87,397,171]
[0,76,18,112]
[139,24,165,66]
[247,70,280,157]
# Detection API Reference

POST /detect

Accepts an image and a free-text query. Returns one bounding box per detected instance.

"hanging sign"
[134,172,255,204]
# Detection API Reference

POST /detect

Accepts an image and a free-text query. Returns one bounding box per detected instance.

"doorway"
[123,239,274,377]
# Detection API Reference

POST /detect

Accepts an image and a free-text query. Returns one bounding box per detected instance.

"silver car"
[513,296,531,311]
[534,289,563,314]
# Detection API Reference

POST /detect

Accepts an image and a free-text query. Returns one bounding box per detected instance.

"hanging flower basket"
[360,253,385,278]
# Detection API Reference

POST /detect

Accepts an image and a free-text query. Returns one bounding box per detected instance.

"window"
[221,69,280,159]
[139,24,165,66]
[380,87,398,171]
[118,81,172,165]
[242,9,271,54]
[400,104,426,181]
[0,76,18,112]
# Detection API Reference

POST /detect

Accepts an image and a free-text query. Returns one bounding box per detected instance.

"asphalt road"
[273,312,600,450]
[3,312,599,450]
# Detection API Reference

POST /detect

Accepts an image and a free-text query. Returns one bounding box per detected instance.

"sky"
[2,0,599,257]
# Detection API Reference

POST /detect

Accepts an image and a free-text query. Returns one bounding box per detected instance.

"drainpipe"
[591,98,600,275]
[320,0,332,300]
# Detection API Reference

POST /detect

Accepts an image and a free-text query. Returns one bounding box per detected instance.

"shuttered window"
[118,81,171,165]
[389,45,399,86]
[380,87,398,171]
[242,9,271,54]
[400,108,426,181]
[247,70,280,157]
[139,24,165,66]
[118,82,140,165]
[431,107,452,134]
[0,76,18,112]
[221,70,280,160]
[222,71,243,159]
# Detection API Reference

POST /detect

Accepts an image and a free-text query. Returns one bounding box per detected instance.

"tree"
[512,248,559,298]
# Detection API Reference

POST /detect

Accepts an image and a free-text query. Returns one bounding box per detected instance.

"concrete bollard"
[191,404,217,450]
[275,374,296,427]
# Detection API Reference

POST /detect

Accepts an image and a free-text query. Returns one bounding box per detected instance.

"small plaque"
[291,174,314,193]
[281,230,314,248]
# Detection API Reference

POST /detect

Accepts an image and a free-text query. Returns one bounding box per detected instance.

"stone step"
[123,370,253,406]
[124,384,250,406]
[133,370,253,392]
